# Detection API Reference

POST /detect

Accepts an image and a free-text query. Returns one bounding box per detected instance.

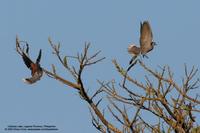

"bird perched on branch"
[21,44,43,84]
[128,21,156,64]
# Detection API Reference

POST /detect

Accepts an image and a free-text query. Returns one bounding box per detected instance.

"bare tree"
[16,36,200,133]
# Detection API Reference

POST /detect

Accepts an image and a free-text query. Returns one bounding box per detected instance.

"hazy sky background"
[0,0,200,132]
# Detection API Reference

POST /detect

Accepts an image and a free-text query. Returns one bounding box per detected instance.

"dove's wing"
[140,21,153,54]
[36,49,42,64]
[22,52,34,70]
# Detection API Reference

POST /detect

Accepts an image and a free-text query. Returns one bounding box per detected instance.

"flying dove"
[22,45,43,84]
[128,21,156,63]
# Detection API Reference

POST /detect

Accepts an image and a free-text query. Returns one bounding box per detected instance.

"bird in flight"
[128,21,156,63]
[21,44,43,84]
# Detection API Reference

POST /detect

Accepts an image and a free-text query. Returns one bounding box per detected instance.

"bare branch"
[16,36,200,133]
